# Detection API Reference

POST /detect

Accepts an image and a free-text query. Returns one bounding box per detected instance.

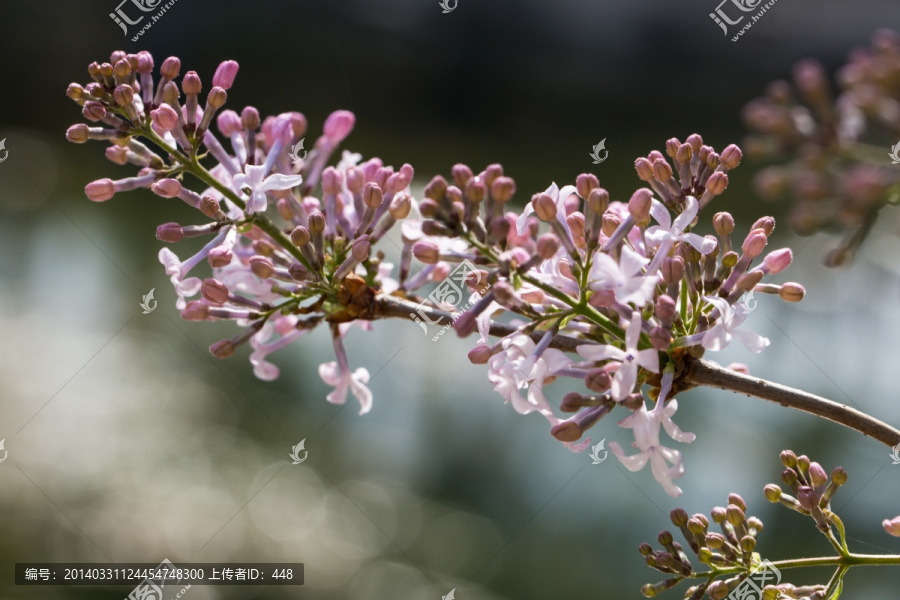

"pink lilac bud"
[465,179,486,203]
[363,182,384,208]
[425,175,448,201]
[208,247,233,268]
[653,159,675,182]
[351,236,370,261]
[634,158,654,181]
[661,256,685,283]
[467,345,492,364]
[585,368,612,393]
[156,222,184,243]
[212,60,239,90]
[779,283,805,302]
[665,138,680,158]
[713,212,734,237]
[808,462,828,488]
[322,167,343,195]
[705,171,728,196]
[85,178,116,202]
[650,326,672,351]
[742,229,767,258]
[217,110,242,136]
[751,216,775,236]
[451,164,473,188]
[207,87,227,109]
[576,173,599,198]
[566,212,586,248]
[656,295,677,322]
[413,241,440,264]
[201,278,230,305]
[883,516,900,537]
[685,133,703,153]
[136,51,153,74]
[323,110,355,143]
[532,193,557,222]
[209,339,235,359]
[392,163,415,191]
[182,71,201,96]
[389,194,412,219]
[536,233,560,259]
[151,104,179,132]
[200,196,224,219]
[83,101,107,122]
[587,188,609,214]
[249,256,275,279]
[182,301,210,321]
[241,106,260,130]
[675,143,692,164]
[105,146,128,165]
[491,176,516,203]
[152,178,182,198]
[588,288,615,308]
[762,248,792,274]
[66,124,90,143]
[160,56,181,79]
[627,188,653,221]
[720,144,742,169]
[113,84,134,107]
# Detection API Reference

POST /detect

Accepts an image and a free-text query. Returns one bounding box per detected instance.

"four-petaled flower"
[232,164,303,213]
[319,361,373,415]
[607,372,696,497]
[646,196,716,272]
[576,312,659,401]
[701,295,770,353]
[589,245,657,307]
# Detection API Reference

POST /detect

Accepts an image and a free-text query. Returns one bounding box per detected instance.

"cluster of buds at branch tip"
[763,450,847,533]
[639,493,767,599]
[743,29,900,266]
[65,50,417,415]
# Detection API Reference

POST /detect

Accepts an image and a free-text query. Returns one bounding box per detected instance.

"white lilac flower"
[588,245,657,307]
[645,196,716,272]
[576,312,659,401]
[701,295,770,353]
[607,371,696,497]
[232,164,303,213]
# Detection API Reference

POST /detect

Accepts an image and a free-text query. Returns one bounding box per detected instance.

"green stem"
[692,552,900,579]
[141,126,316,273]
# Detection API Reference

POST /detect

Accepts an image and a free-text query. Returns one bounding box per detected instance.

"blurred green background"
[1,1,900,598]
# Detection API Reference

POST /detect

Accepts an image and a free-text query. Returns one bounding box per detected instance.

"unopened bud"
[156,222,184,243]
[779,283,805,302]
[532,193,557,222]
[209,339,235,359]
[628,188,653,222]
[201,278,230,304]
[412,241,440,264]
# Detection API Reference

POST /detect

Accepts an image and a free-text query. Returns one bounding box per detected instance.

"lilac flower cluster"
[743,29,900,266]
[66,52,806,497]
[66,50,414,415]
[409,135,805,496]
